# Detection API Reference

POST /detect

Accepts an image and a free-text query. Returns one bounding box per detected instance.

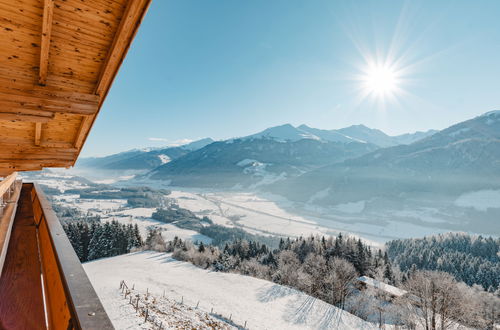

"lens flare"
[363,64,398,97]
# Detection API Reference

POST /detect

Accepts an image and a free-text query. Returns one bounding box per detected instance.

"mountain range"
[77,138,214,170]
[78,123,436,174]
[271,110,500,203]
[75,111,500,234]
[241,123,437,147]
[78,111,499,197]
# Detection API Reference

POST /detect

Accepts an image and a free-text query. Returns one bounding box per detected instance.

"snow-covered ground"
[84,251,379,330]
[170,190,328,239]
[166,190,461,245]
[455,189,500,211]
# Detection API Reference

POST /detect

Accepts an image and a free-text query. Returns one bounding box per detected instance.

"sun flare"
[362,64,399,97]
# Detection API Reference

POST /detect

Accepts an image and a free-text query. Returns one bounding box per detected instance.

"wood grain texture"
[0,184,46,329]
[35,122,42,145]
[0,0,152,174]
[39,0,54,85]
[0,172,17,196]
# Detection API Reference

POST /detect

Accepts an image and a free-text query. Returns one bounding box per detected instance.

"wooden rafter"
[74,115,92,149]
[39,0,54,86]
[0,86,100,116]
[0,113,54,123]
[94,0,152,98]
[35,123,42,146]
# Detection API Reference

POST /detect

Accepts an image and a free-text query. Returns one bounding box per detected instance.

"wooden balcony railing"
[0,181,114,329]
[0,172,21,277]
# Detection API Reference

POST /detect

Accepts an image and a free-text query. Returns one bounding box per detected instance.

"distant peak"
[345,124,370,129]
[274,123,295,128]
[479,110,500,117]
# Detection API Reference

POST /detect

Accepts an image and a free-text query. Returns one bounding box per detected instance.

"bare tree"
[301,253,327,297]
[402,271,462,330]
[276,250,301,287]
[327,257,358,309]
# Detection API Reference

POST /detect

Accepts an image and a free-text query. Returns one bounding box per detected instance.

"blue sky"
[82,0,500,156]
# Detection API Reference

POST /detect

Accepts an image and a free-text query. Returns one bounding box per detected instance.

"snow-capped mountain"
[135,123,439,188]
[77,138,214,171]
[148,138,377,188]
[242,124,320,142]
[270,110,500,205]
[335,124,437,147]
[78,123,436,175]
[241,123,436,147]
[297,124,364,143]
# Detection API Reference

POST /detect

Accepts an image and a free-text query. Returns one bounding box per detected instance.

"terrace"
[0,0,152,328]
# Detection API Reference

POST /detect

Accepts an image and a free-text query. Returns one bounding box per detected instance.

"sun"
[362,64,399,97]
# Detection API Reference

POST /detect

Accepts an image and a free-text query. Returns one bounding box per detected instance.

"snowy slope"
[243,124,321,142]
[85,252,379,330]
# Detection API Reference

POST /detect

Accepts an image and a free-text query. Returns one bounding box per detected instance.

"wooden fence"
[119,280,249,329]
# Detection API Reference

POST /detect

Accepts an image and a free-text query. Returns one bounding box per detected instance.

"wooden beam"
[94,0,152,98]
[0,112,54,123]
[0,160,73,168]
[39,0,55,86]
[0,88,99,116]
[0,145,78,154]
[34,123,42,146]
[73,115,92,148]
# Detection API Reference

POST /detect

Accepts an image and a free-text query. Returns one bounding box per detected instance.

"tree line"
[386,232,500,291]
[63,221,143,262]
[149,232,394,308]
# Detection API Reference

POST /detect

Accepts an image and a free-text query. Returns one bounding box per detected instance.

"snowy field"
[455,189,500,211]
[84,252,379,330]
[167,190,460,245]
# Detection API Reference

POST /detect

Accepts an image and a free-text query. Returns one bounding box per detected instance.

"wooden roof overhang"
[0,0,152,176]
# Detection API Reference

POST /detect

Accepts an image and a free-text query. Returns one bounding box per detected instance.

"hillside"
[266,111,500,235]
[271,111,500,202]
[84,251,379,330]
[148,138,378,188]
[77,138,214,171]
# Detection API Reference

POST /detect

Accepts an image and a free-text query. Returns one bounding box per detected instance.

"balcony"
[0,174,113,329]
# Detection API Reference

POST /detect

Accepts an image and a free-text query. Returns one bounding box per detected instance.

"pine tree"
[384,263,394,284]
[198,242,205,253]
[88,225,106,260]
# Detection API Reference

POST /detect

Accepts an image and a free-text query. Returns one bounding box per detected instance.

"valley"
[28,169,496,246]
